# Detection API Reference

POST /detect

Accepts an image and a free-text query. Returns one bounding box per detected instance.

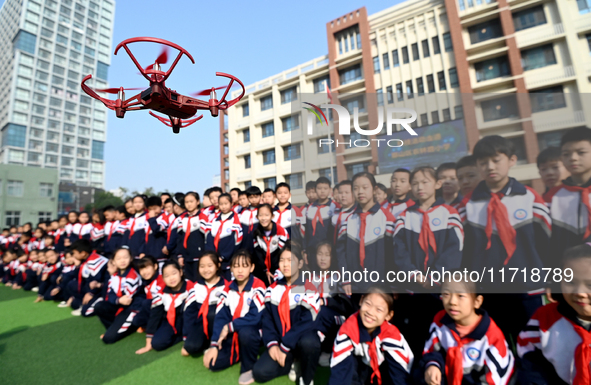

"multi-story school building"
[221,0,591,204]
[0,0,115,190]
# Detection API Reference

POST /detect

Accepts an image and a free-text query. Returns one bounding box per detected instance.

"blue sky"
[92,1,398,195]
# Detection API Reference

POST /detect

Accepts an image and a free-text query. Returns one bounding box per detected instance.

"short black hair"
[276,182,290,192]
[146,196,162,208]
[70,239,92,254]
[115,205,129,218]
[376,183,388,194]
[436,162,457,179]
[305,181,317,191]
[537,146,562,167]
[472,135,515,160]
[238,190,247,197]
[230,188,242,194]
[218,193,232,204]
[316,176,331,187]
[102,205,116,212]
[208,187,223,196]
[455,155,477,170]
[563,243,591,267]
[246,186,262,196]
[392,168,411,179]
[338,180,353,189]
[164,198,173,205]
[230,249,253,267]
[136,255,158,270]
[160,192,171,199]
[263,188,275,195]
[561,127,591,149]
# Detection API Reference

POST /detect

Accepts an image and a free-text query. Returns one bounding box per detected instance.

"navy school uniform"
[208,274,266,374]
[239,206,259,254]
[273,203,292,237]
[94,266,142,344]
[12,259,28,287]
[74,222,94,241]
[65,222,77,244]
[91,223,105,254]
[182,276,227,355]
[388,197,415,219]
[291,205,306,248]
[53,228,67,254]
[123,212,148,258]
[205,212,243,279]
[331,204,356,244]
[336,203,395,292]
[253,275,322,385]
[416,309,514,385]
[164,212,182,259]
[329,312,414,385]
[38,261,63,300]
[23,260,42,291]
[102,220,121,258]
[132,273,164,329]
[146,279,194,351]
[252,222,289,285]
[176,210,207,282]
[517,301,591,385]
[67,251,109,316]
[304,199,339,255]
[2,259,16,284]
[52,263,77,300]
[145,213,169,265]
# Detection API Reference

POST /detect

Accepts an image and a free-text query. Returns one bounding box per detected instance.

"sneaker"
[57,301,69,308]
[238,370,254,385]
[299,378,313,385]
[318,352,330,367]
[71,308,82,316]
[31,287,39,292]
[288,361,299,382]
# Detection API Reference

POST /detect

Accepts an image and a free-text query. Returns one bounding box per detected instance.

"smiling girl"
[253,203,289,285]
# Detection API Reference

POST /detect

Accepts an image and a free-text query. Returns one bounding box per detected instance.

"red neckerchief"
[445,328,464,385]
[278,284,292,336]
[562,185,591,239]
[77,251,97,291]
[129,216,138,238]
[54,228,63,244]
[167,293,181,334]
[311,204,326,236]
[333,206,352,243]
[358,212,371,268]
[183,212,198,249]
[248,209,256,232]
[213,214,232,251]
[368,338,382,385]
[417,207,438,271]
[197,283,217,339]
[485,192,516,264]
[144,213,151,244]
[275,205,289,226]
[230,289,245,365]
[567,317,591,385]
[107,221,116,241]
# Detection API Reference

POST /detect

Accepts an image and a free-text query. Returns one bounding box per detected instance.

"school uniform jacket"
[329,313,414,385]
[102,220,120,257]
[145,213,169,262]
[336,203,395,290]
[54,228,67,253]
[203,206,220,224]
[78,251,109,295]
[146,279,194,338]
[176,210,207,263]
[544,177,591,268]
[141,273,164,300]
[253,222,289,276]
[65,222,77,243]
[459,179,551,292]
[262,275,321,354]
[75,223,94,240]
[517,302,591,385]
[105,267,141,305]
[273,203,292,236]
[57,263,78,291]
[291,205,306,245]
[331,204,356,244]
[123,212,149,257]
[393,199,463,284]
[304,199,339,254]
[91,223,105,253]
[205,212,243,268]
[210,274,266,348]
[421,310,514,385]
[184,277,227,340]
[388,197,415,219]
[239,206,259,253]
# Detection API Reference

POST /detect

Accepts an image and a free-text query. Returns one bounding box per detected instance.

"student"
[160,192,172,206]
[517,243,591,384]
[53,250,79,307]
[545,128,591,263]
[144,196,169,269]
[68,239,109,317]
[111,206,129,253]
[328,287,414,385]
[90,210,106,253]
[75,211,94,241]
[124,195,148,258]
[203,250,266,385]
[94,247,142,344]
[101,206,119,258]
[388,168,415,218]
[65,210,79,244]
[304,177,339,256]
[34,248,63,302]
[253,203,289,285]
[12,250,30,291]
[436,162,461,207]
[331,180,356,244]
[374,183,390,209]
[23,249,40,291]
[537,146,569,193]
[417,276,514,385]
[205,193,243,280]
[162,193,186,261]
[239,186,262,254]
[253,241,322,385]
[336,172,395,294]
[124,198,136,217]
[262,188,276,206]
[182,251,227,356]
[455,155,482,199]
[230,187,242,211]
[132,255,164,331]
[2,248,18,285]
[177,192,207,282]
[238,190,250,213]
[202,188,212,210]
[163,198,174,216]
[273,182,292,237]
[204,187,223,223]
[304,181,318,210]
[136,259,194,354]
[460,135,551,341]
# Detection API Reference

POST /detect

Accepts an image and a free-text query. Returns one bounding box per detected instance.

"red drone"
[80,37,245,133]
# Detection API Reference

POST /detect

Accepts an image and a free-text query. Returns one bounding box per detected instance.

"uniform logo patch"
[226,228,232,233]
[431,218,442,226]
[467,347,481,361]
[514,209,527,220]
[246,298,252,306]
[373,227,381,235]
[294,294,301,302]
[287,217,292,223]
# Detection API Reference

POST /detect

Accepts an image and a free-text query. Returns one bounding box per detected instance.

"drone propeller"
[145,46,169,70]
[94,87,144,94]
[191,84,237,97]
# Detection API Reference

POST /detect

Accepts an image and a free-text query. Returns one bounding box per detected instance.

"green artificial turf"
[0,285,330,385]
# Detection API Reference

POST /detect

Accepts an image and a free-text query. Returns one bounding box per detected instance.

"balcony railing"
[524,65,575,89]
[515,23,564,48]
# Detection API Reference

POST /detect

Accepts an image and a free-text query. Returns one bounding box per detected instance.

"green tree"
[85,191,124,212]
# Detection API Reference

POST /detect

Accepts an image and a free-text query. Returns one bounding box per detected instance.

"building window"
[339,64,362,85]
[382,53,390,70]
[7,180,24,197]
[443,33,453,52]
[91,140,104,159]
[243,104,249,117]
[224,169,230,180]
[377,89,384,106]
[318,140,335,154]
[420,113,429,126]
[426,74,435,93]
[513,5,546,31]
[244,154,251,169]
[412,43,419,61]
[264,177,277,190]
[239,129,249,144]
[396,83,403,101]
[282,115,299,132]
[422,39,430,58]
[521,44,556,71]
[481,95,519,121]
[431,111,440,124]
[283,144,301,161]
[280,87,297,104]
[432,36,441,54]
[386,86,393,104]
[537,130,563,151]
[449,67,459,88]
[345,132,363,149]
[401,46,409,64]
[437,71,447,91]
[507,136,528,164]
[96,61,109,80]
[454,105,464,120]
[346,162,370,179]
[313,76,330,93]
[392,49,400,67]
[262,122,274,138]
[260,95,273,111]
[406,80,414,99]
[319,167,337,180]
[39,183,53,198]
[577,0,591,14]
[5,211,21,226]
[263,149,275,165]
[343,95,366,113]
[587,33,591,54]
[224,158,229,167]
[468,19,503,45]
[14,30,37,54]
[373,56,380,73]
[38,212,52,222]
[475,56,510,82]
[244,181,252,189]
[530,85,566,112]
[285,173,303,190]
[442,108,451,121]
[2,124,27,148]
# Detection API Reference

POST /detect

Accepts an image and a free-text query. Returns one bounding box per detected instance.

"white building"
[0,0,115,189]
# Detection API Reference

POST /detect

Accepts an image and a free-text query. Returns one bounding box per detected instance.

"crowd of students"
[2,126,591,385]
